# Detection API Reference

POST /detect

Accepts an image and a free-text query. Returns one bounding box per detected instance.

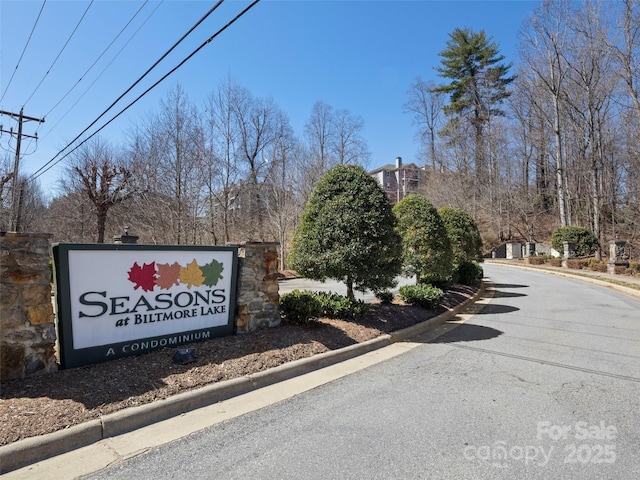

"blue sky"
[1,0,538,198]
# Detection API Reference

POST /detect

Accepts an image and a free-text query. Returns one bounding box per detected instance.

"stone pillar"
[113,226,139,244]
[524,242,536,258]
[607,238,629,274]
[1,232,57,381]
[506,241,523,259]
[235,242,280,333]
[561,241,576,268]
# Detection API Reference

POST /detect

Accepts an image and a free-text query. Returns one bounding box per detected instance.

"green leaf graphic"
[201,259,224,287]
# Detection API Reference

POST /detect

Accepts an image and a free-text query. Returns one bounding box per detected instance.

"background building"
[369,157,424,205]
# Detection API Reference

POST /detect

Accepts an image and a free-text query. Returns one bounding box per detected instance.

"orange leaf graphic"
[156,262,181,290]
[179,259,205,288]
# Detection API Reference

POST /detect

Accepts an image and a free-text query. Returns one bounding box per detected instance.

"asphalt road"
[279,275,416,301]
[84,264,640,479]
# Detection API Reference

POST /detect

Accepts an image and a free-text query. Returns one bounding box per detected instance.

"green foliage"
[433,27,513,118]
[438,207,483,265]
[279,290,322,326]
[398,284,445,309]
[315,291,369,319]
[374,290,394,304]
[279,290,369,324]
[288,165,402,299]
[393,194,454,285]
[551,226,598,257]
[456,261,484,285]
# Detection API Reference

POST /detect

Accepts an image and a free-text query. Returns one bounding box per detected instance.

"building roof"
[368,162,422,175]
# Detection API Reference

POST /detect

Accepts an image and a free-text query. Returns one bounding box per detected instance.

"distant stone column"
[561,241,576,268]
[113,226,139,244]
[235,242,280,332]
[524,242,536,258]
[0,232,57,380]
[506,241,523,259]
[607,238,629,274]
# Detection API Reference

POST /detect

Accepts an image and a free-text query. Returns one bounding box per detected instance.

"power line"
[0,108,45,231]
[35,0,164,144]
[29,0,227,179]
[29,0,262,182]
[22,0,94,108]
[0,0,47,104]
[42,1,150,120]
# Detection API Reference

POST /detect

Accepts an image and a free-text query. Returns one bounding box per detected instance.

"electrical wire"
[36,0,164,143]
[42,1,150,120]
[20,1,157,160]
[29,0,261,181]
[29,0,226,179]
[0,0,47,104]
[22,0,94,108]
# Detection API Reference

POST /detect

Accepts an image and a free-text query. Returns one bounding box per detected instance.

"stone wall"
[0,233,57,381]
[235,242,281,332]
[0,238,281,381]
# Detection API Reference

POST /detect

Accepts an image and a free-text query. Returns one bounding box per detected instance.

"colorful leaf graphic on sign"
[201,259,224,287]
[179,259,205,288]
[128,262,157,291]
[156,262,181,290]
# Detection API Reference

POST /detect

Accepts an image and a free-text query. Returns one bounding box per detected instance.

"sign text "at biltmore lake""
[53,244,238,369]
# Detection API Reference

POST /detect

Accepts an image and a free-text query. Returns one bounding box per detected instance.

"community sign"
[52,244,238,368]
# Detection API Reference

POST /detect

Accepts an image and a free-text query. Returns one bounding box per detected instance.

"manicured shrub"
[456,261,484,285]
[315,291,369,319]
[375,290,394,304]
[289,165,402,300]
[551,226,598,257]
[438,207,483,264]
[588,259,607,272]
[393,194,454,286]
[566,258,589,269]
[398,284,444,309]
[279,290,322,325]
[526,257,545,265]
[549,258,562,267]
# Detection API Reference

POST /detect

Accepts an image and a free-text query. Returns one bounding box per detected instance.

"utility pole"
[0,108,45,231]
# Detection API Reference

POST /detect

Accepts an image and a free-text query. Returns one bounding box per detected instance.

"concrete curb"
[486,260,640,299]
[0,285,483,474]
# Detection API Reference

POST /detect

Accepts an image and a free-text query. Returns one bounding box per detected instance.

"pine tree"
[433,27,513,179]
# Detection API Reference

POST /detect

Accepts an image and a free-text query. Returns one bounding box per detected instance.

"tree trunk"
[346,275,355,301]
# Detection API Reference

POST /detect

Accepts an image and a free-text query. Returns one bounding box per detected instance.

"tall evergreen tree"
[433,27,513,179]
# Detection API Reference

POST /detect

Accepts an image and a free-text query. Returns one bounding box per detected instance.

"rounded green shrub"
[398,284,444,309]
[374,290,394,304]
[279,290,322,325]
[551,226,598,257]
[315,291,369,319]
[438,207,483,264]
[456,261,484,285]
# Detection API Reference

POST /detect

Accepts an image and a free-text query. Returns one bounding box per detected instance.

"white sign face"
[67,249,235,349]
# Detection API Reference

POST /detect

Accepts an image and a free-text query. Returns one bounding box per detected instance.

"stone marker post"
[607,238,629,274]
[562,241,576,268]
[235,242,280,332]
[0,232,57,380]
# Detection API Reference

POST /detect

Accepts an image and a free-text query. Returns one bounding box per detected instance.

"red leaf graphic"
[128,262,157,291]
